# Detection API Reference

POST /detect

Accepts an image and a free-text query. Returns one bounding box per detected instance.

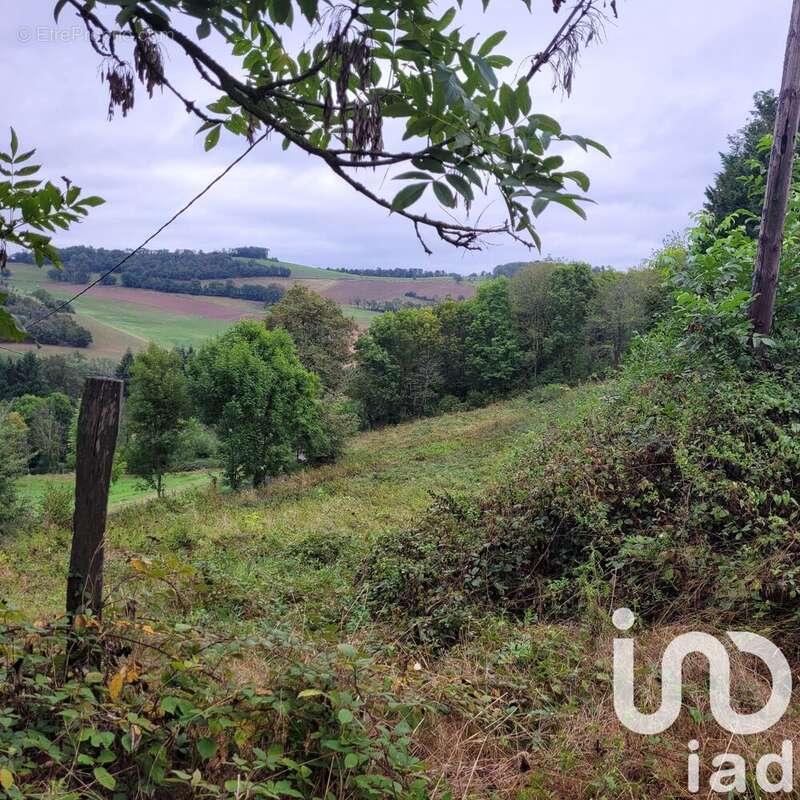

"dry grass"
[405,618,800,799]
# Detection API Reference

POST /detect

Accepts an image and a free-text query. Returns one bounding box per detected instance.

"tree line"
[10,245,291,281]
[337,267,463,280]
[1,290,93,347]
[349,262,666,425]
[118,273,285,305]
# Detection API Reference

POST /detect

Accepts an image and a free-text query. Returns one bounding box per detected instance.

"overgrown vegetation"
[7,10,800,798]
[365,187,800,645]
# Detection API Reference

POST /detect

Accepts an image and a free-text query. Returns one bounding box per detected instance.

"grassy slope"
[3,386,599,624]
[8,384,785,798]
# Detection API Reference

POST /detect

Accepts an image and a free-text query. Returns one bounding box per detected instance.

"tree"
[0,406,28,535]
[30,393,73,473]
[584,267,664,371]
[2,352,44,399]
[509,261,558,379]
[704,91,780,229]
[0,128,103,340]
[115,348,135,396]
[39,353,90,399]
[61,0,615,253]
[125,344,191,496]
[265,285,356,392]
[510,261,597,382]
[190,321,324,489]
[350,308,443,425]
[9,392,73,473]
[464,279,522,395]
[434,297,474,399]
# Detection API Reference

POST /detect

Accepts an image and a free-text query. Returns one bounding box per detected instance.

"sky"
[1,1,793,273]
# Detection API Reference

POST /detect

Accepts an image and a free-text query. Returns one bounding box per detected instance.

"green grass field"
[17,470,216,510]
[341,304,380,325]
[46,291,234,348]
[252,259,408,281]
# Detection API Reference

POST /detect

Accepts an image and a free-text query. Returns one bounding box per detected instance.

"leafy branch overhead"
[58,0,616,253]
[0,128,104,341]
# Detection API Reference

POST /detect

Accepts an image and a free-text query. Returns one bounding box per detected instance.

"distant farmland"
[3,260,475,361]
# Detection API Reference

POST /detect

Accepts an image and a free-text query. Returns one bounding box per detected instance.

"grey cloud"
[0,1,793,271]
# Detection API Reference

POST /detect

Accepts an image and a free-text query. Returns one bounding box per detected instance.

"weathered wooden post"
[66,377,123,621]
[750,0,800,335]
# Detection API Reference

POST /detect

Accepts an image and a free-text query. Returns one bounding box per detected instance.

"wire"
[24,132,268,332]
[0,343,26,356]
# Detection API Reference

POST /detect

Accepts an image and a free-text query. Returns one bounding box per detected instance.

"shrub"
[0,608,431,799]
[39,482,74,529]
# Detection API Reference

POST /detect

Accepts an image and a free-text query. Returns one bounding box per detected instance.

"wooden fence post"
[66,377,123,621]
[750,0,800,335]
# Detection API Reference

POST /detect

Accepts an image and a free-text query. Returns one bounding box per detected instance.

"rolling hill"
[2,259,476,361]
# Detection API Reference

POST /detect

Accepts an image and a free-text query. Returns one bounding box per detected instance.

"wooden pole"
[66,377,123,620]
[750,0,800,335]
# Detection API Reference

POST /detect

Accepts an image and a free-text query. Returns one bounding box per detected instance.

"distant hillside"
[2,252,476,360]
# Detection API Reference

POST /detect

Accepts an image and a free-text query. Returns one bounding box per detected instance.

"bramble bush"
[363,204,800,646]
[0,601,432,799]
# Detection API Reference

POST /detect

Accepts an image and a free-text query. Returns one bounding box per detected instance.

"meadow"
[0,386,599,621]
[7,380,795,799]
[2,260,455,360]
[17,469,215,510]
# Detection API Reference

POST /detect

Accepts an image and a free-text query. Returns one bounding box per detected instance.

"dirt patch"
[42,283,262,321]
[232,276,475,305]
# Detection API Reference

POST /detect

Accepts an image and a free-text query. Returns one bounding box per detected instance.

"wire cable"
[22,131,268,333]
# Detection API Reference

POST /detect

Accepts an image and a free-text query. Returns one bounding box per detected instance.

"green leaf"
[204,126,221,151]
[478,30,507,57]
[338,708,354,724]
[393,171,433,181]
[584,137,611,157]
[0,304,25,343]
[445,173,474,202]
[433,181,456,208]
[93,767,116,790]
[78,196,106,208]
[516,80,532,116]
[9,128,18,157]
[344,752,359,769]
[197,738,217,760]
[562,171,590,192]
[391,183,427,212]
[271,0,292,24]
[499,84,518,124]
[16,165,41,177]
[297,0,319,23]
[529,114,562,135]
[53,0,69,20]
[337,643,357,659]
[297,688,325,699]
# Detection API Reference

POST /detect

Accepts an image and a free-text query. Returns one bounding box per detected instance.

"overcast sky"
[1,1,793,273]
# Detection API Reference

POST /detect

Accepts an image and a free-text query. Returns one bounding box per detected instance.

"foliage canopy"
[60,0,616,252]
